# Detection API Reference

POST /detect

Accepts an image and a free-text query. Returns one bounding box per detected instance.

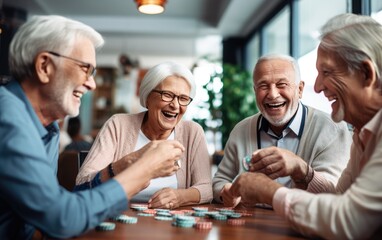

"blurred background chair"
[57,151,80,191]
[78,151,89,168]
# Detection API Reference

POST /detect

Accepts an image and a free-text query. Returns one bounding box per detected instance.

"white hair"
[139,62,196,108]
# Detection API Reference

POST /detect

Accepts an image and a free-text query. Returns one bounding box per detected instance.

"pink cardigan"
[76,112,213,203]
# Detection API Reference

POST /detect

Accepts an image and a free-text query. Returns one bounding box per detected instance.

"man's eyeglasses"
[152,90,193,106]
[47,51,97,78]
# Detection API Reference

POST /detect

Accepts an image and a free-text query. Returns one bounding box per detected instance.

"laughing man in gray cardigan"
[212,54,352,206]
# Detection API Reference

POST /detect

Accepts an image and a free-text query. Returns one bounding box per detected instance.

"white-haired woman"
[76,62,212,209]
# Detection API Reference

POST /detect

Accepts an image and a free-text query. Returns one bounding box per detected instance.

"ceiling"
[2,0,283,67]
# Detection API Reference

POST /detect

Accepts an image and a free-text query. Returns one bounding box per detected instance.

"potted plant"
[193,63,258,164]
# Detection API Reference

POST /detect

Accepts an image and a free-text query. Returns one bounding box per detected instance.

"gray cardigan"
[212,105,352,202]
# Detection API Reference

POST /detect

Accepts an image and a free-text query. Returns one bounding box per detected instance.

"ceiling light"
[135,0,167,15]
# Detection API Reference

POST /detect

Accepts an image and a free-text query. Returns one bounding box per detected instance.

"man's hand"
[114,141,166,174]
[229,172,281,206]
[115,140,184,198]
[249,146,307,181]
[220,183,241,208]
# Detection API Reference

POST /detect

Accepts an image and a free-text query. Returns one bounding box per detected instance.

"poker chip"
[181,209,195,216]
[173,215,196,228]
[109,214,124,221]
[155,208,170,213]
[95,222,116,231]
[228,213,242,218]
[192,207,208,212]
[175,159,181,168]
[169,210,184,216]
[143,209,157,214]
[137,213,154,217]
[155,216,174,221]
[130,203,148,211]
[205,211,219,218]
[219,210,235,216]
[116,215,138,224]
[130,203,148,208]
[195,221,212,230]
[192,211,206,217]
[227,219,246,226]
[242,155,251,171]
[156,211,172,217]
[212,214,227,221]
[234,210,253,217]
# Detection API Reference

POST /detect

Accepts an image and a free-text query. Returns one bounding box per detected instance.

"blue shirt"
[0,81,128,239]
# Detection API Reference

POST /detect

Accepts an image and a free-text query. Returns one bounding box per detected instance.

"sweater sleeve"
[212,118,251,202]
[189,123,213,203]
[299,110,352,192]
[273,132,382,239]
[76,115,121,185]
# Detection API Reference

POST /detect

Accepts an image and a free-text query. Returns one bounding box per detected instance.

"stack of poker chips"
[154,209,175,221]
[227,218,246,226]
[110,214,138,224]
[172,215,196,228]
[192,206,209,217]
[194,221,213,230]
[95,222,116,231]
[130,203,149,211]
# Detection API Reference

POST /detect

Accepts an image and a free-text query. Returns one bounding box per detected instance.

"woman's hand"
[148,188,181,209]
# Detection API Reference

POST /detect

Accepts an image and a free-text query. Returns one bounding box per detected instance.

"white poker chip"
[242,155,251,171]
[95,222,116,231]
[174,159,181,168]
[117,215,138,224]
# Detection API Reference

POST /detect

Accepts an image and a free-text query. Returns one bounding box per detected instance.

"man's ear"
[35,52,54,84]
[298,80,305,98]
[362,59,376,88]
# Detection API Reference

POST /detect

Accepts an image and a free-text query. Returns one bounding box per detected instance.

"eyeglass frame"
[47,51,97,78]
[152,89,193,106]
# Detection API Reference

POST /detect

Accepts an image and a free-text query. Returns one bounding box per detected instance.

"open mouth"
[327,95,337,103]
[265,102,286,109]
[162,111,178,118]
[73,90,83,99]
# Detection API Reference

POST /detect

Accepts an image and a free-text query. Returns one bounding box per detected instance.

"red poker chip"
[227,219,245,226]
[181,209,195,215]
[130,203,148,208]
[170,210,184,216]
[143,209,157,214]
[234,210,253,217]
[216,207,233,211]
[195,221,212,230]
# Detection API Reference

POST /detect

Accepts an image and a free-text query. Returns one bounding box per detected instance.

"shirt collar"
[363,109,382,134]
[5,80,59,142]
[259,102,304,138]
[358,109,382,141]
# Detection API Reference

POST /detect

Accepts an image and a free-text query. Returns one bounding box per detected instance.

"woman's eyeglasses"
[152,90,193,106]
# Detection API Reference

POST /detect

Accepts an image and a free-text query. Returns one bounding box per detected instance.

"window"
[371,0,382,23]
[245,33,260,73]
[297,0,348,113]
[263,7,290,55]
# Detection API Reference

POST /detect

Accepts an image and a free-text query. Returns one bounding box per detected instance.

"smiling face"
[39,36,97,121]
[314,45,365,126]
[144,76,191,139]
[253,58,304,130]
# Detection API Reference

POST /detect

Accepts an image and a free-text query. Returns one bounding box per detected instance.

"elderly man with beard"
[212,54,352,207]
[229,13,382,239]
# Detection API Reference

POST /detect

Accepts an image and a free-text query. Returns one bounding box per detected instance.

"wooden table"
[75,204,305,240]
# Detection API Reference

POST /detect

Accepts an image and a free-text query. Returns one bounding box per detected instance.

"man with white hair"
[213,54,352,207]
